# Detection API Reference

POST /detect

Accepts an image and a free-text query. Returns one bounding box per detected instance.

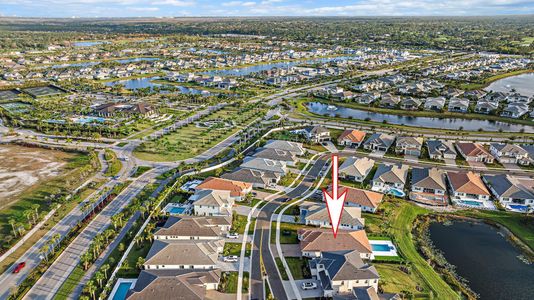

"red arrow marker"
[323,154,347,238]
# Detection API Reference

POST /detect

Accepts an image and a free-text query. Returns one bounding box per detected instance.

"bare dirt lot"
[0,144,74,209]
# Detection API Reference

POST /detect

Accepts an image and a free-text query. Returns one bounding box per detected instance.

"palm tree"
[81,252,92,270]
[39,244,50,262]
[32,204,40,222]
[101,264,110,279]
[85,280,96,300]
[24,210,34,226]
[136,257,145,270]
[95,271,105,288]
[8,218,17,237]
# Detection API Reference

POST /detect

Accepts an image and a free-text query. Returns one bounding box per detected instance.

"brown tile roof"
[298,228,372,254]
[327,186,383,209]
[154,216,230,238]
[456,143,492,157]
[196,177,252,197]
[447,171,490,196]
[338,129,366,143]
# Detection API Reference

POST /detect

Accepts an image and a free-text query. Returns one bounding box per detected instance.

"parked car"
[224,255,238,262]
[226,232,239,239]
[301,282,318,290]
[278,197,289,202]
[13,262,25,274]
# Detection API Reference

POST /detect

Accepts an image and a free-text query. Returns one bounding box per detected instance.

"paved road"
[249,155,328,300]
[22,166,168,300]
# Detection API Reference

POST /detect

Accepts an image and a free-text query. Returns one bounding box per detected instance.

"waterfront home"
[301,203,365,230]
[456,143,494,163]
[362,133,395,152]
[296,125,331,144]
[463,90,487,99]
[379,93,401,108]
[154,216,231,241]
[298,228,373,259]
[191,189,234,217]
[447,97,470,113]
[400,97,422,110]
[221,168,280,188]
[310,250,380,298]
[263,139,305,156]
[143,239,223,270]
[501,103,529,118]
[446,171,491,204]
[240,157,288,176]
[442,88,463,98]
[126,269,221,300]
[426,140,457,160]
[196,177,252,201]
[371,164,409,194]
[474,100,499,114]
[489,143,530,165]
[395,136,424,157]
[327,186,383,213]
[338,157,375,183]
[337,129,367,148]
[482,174,534,210]
[423,97,446,111]
[356,93,378,105]
[409,167,448,206]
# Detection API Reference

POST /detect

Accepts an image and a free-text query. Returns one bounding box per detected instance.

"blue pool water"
[508,204,528,212]
[371,244,392,251]
[388,188,405,198]
[458,200,483,207]
[113,282,133,300]
[74,117,106,124]
[169,207,186,214]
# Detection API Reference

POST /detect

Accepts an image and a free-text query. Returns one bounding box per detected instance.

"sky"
[1,0,533,18]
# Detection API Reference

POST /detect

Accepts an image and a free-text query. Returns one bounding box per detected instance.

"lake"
[307,102,534,133]
[73,41,109,47]
[485,73,534,97]
[104,77,205,94]
[430,221,534,300]
[49,57,159,69]
[201,56,356,76]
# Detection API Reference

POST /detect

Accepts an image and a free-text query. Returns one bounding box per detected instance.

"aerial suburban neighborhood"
[0,5,533,300]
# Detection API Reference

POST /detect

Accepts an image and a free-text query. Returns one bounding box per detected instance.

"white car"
[223,255,238,262]
[226,232,239,239]
[301,282,318,290]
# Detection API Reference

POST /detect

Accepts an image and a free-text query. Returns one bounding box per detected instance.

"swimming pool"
[112,282,133,300]
[458,200,483,207]
[372,244,392,252]
[508,204,528,212]
[73,116,106,124]
[388,188,405,198]
[169,207,186,214]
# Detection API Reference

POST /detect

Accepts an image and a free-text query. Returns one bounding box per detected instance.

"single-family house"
[395,137,424,157]
[474,100,499,114]
[240,157,288,176]
[456,143,494,163]
[371,164,409,194]
[143,239,223,270]
[409,167,448,205]
[424,97,446,111]
[310,251,380,298]
[448,97,470,113]
[195,177,252,202]
[126,269,221,300]
[446,171,491,203]
[301,204,365,230]
[501,103,529,118]
[298,126,331,144]
[400,97,422,110]
[221,168,280,188]
[337,129,367,148]
[154,216,231,241]
[338,157,375,183]
[379,93,401,108]
[298,228,373,260]
[489,143,530,165]
[253,147,298,166]
[483,174,534,209]
[362,133,395,152]
[191,189,234,217]
[263,139,305,156]
[426,140,457,160]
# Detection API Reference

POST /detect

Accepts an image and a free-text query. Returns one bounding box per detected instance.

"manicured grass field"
[275,257,311,280]
[375,263,430,298]
[133,104,265,161]
[219,271,249,293]
[53,265,85,300]
[223,242,251,257]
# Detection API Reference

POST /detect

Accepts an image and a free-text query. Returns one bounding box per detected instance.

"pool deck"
[108,278,136,300]
[369,240,398,257]
[453,199,496,210]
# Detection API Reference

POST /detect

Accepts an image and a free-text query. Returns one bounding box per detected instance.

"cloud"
[222,1,256,7]
[153,0,195,7]
[128,6,160,11]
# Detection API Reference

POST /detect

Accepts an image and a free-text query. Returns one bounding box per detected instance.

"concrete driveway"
[290,279,323,298]
[503,162,521,171]
[468,161,487,170]
[370,150,385,158]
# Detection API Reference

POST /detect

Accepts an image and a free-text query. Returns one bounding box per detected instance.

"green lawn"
[117,241,152,278]
[232,213,255,235]
[104,150,122,177]
[275,257,311,280]
[53,265,85,300]
[375,263,430,298]
[223,242,251,257]
[131,166,151,178]
[219,271,249,294]
[134,104,265,161]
